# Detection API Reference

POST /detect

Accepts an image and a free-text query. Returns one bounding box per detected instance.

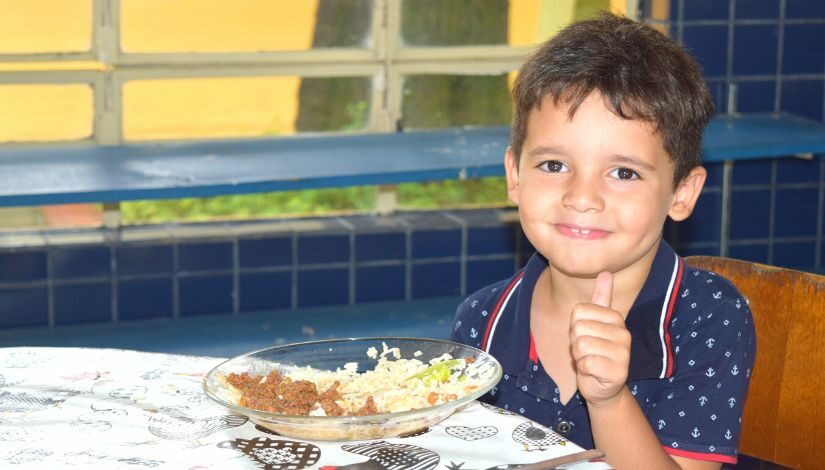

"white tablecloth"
[0,347,611,469]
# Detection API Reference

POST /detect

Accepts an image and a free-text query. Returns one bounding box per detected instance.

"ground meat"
[227,373,355,416]
[319,381,345,416]
[353,395,378,416]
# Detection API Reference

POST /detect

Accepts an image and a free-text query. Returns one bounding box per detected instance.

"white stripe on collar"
[658,253,680,378]
[483,276,523,352]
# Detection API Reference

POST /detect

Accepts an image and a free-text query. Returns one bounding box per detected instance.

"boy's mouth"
[555,224,610,240]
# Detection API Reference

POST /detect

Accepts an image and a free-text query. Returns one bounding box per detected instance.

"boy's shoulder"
[455,269,527,321]
[679,261,746,311]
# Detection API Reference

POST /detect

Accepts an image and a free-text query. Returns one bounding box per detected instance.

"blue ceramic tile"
[773,241,816,270]
[239,271,292,312]
[683,0,729,20]
[732,159,773,185]
[735,0,780,19]
[729,190,771,239]
[733,25,779,76]
[0,250,47,282]
[676,191,721,244]
[412,262,460,298]
[735,80,776,113]
[670,0,679,20]
[355,232,405,262]
[682,25,729,77]
[728,244,770,264]
[117,278,173,321]
[179,275,234,316]
[297,234,349,265]
[786,0,825,18]
[467,258,516,292]
[706,81,728,114]
[412,229,461,259]
[298,268,349,307]
[178,242,233,272]
[468,227,516,255]
[783,24,825,74]
[116,244,173,276]
[774,188,818,237]
[52,245,111,279]
[356,265,406,302]
[54,283,111,325]
[239,237,292,268]
[777,157,821,184]
[703,162,724,188]
[0,286,48,328]
[780,79,825,122]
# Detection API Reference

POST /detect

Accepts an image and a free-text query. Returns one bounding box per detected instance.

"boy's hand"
[570,271,631,407]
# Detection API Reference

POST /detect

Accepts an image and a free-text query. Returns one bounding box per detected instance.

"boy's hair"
[511,12,714,186]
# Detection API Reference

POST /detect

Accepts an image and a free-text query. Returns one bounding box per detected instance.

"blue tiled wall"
[0,210,522,329]
[651,0,825,270]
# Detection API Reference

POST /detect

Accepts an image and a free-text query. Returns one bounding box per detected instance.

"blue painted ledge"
[0,113,823,207]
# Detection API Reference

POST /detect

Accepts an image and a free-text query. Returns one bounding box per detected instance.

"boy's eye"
[539,160,567,173]
[610,167,640,180]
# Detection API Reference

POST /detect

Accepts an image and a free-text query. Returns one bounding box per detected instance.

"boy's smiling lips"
[555,223,611,240]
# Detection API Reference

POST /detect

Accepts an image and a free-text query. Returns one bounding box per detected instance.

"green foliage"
[120,177,509,224]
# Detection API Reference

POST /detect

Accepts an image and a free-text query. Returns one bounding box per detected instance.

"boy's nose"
[561,173,604,213]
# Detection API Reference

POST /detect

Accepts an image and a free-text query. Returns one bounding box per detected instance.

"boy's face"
[505,92,706,279]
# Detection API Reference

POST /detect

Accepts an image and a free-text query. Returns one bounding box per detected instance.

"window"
[0,0,626,228]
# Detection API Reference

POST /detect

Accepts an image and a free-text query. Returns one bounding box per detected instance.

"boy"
[450,13,755,470]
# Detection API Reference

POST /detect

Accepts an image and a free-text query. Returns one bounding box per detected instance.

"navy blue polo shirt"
[450,241,755,464]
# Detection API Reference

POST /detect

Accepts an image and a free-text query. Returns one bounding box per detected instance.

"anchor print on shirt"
[218,437,321,470]
[321,441,439,470]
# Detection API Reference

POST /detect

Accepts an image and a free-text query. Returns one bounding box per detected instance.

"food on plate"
[221,342,487,417]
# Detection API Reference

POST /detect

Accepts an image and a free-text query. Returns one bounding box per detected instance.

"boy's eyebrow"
[609,154,657,171]
[526,145,568,158]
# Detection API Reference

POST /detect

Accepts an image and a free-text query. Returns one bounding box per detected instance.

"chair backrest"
[685,256,825,470]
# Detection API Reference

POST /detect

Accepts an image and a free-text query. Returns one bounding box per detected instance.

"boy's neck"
[537,253,656,321]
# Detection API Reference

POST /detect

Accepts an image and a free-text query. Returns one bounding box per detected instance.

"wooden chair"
[685,256,825,470]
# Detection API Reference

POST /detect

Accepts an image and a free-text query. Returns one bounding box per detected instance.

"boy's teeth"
[570,228,591,235]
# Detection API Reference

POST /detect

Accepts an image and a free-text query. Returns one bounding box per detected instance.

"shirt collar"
[487,240,682,381]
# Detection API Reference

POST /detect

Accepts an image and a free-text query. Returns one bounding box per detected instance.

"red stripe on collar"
[662,257,684,378]
[482,270,525,352]
[528,331,538,364]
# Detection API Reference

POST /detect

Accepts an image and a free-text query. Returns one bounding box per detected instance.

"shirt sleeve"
[644,279,756,464]
[449,286,499,350]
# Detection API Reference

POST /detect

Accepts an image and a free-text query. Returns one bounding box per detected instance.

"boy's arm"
[572,272,721,470]
[587,387,720,470]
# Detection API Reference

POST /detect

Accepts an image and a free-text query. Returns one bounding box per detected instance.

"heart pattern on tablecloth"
[445,425,497,441]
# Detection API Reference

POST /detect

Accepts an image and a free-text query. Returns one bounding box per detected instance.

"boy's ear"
[668,166,707,222]
[505,146,520,205]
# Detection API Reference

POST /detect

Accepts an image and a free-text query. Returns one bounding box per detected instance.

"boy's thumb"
[591,271,613,308]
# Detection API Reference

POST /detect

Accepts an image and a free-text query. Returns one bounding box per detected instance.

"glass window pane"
[401,0,614,46]
[0,84,93,143]
[0,0,92,54]
[122,76,371,141]
[120,0,372,53]
[401,74,511,130]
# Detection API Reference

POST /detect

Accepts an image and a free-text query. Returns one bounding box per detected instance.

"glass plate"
[202,337,502,441]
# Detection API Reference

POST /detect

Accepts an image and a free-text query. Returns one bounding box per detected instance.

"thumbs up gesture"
[570,271,632,407]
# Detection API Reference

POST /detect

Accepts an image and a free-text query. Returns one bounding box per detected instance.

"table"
[0,347,611,469]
